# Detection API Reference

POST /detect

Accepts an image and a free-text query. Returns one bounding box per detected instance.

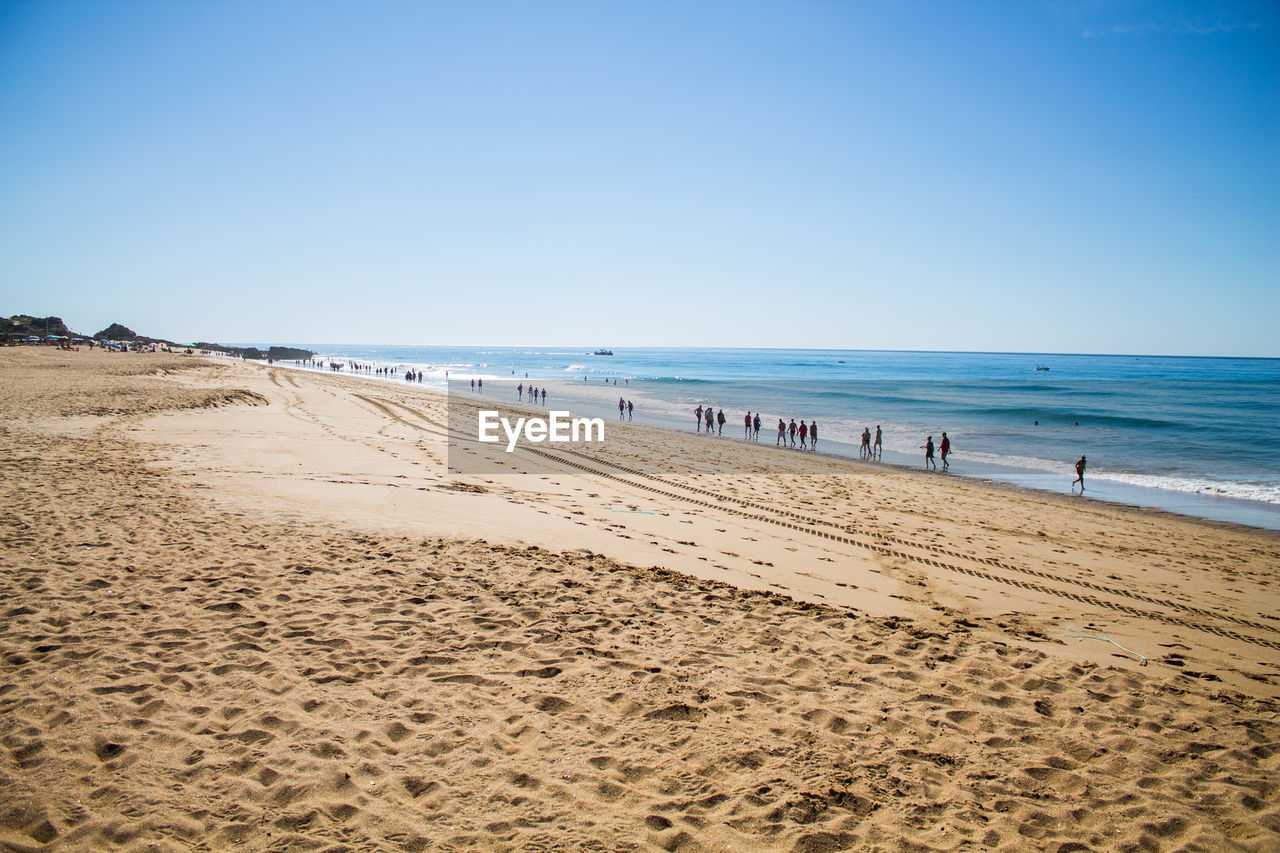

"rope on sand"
[1066,627,1149,666]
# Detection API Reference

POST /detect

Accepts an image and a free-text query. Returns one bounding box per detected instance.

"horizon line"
[226,343,1280,361]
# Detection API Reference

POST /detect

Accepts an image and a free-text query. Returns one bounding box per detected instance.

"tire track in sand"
[371,395,1280,651]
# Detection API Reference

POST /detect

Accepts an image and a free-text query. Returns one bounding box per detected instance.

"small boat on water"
[592,349,614,356]
[1035,365,1050,371]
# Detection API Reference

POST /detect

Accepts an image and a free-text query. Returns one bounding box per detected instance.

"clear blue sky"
[1,0,1276,355]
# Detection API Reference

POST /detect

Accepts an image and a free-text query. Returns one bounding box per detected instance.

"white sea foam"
[958,450,1280,505]
[1087,472,1280,505]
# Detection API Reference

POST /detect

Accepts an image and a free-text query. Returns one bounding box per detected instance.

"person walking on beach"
[705,407,714,434]
[744,412,752,439]
[873,425,882,460]
[517,383,523,401]
[627,400,633,421]
[753,413,761,441]
[798,420,808,449]
[810,420,818,451]
[922,435,936,470]
[695,405,703,433]
[860,428,871,460]
[777,419,786,446]
[619,397,626,420]
[940,432,951,471]
[1071,455,1087,493]
[788,419,797,448]
[716,408,726,436]
[540,388,546,405]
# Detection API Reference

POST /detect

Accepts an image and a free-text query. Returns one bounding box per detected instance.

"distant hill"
[0,314,79,339]
[91,323,188,348]
[2,313,313,361]
[0,315,171,343]
[94,322,141,341]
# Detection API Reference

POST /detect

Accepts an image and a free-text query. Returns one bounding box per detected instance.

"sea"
[251,345,1280,532]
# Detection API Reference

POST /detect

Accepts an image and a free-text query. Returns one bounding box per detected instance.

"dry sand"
[1,347,1278,852]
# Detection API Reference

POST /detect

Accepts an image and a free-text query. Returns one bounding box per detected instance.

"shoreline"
[267,355,1280,531]
[4,348,1278,851]
[293,356,1277,532]
[602,419,1280,541]
[479,390,1280,539]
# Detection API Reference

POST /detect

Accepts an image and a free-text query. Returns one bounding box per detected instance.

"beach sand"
[2,348,1278,852]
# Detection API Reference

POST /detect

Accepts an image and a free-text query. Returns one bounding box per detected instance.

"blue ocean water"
[258,345,1280,530]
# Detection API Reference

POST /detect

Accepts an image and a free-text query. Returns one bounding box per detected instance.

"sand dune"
[2,348,1277,852]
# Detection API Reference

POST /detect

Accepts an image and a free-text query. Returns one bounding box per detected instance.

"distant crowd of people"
[692,405,831,451]
[288,360,1090,495]
[312,360,426,383]
[685,406,968,474]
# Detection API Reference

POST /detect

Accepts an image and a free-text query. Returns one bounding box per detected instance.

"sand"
[1,347,1277,852]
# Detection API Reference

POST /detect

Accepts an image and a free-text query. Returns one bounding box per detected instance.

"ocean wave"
[959,450,1280,505]
[1093,472,1280,505]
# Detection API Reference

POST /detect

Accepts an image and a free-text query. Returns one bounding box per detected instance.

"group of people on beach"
[300,361,1096,497]
[514,383,547,404]
[773,416,818,450]
[325,361,384,374]
[860,426,883,461]
[315,362,1090,494]
[317,361,428,384]
[693,405,729,437]
[302,362,1099,496]
[921,432,951,471]
[513,383,547,405]
[692,406,825,452]
[688,409,959,475]
[684,408,1092,492]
